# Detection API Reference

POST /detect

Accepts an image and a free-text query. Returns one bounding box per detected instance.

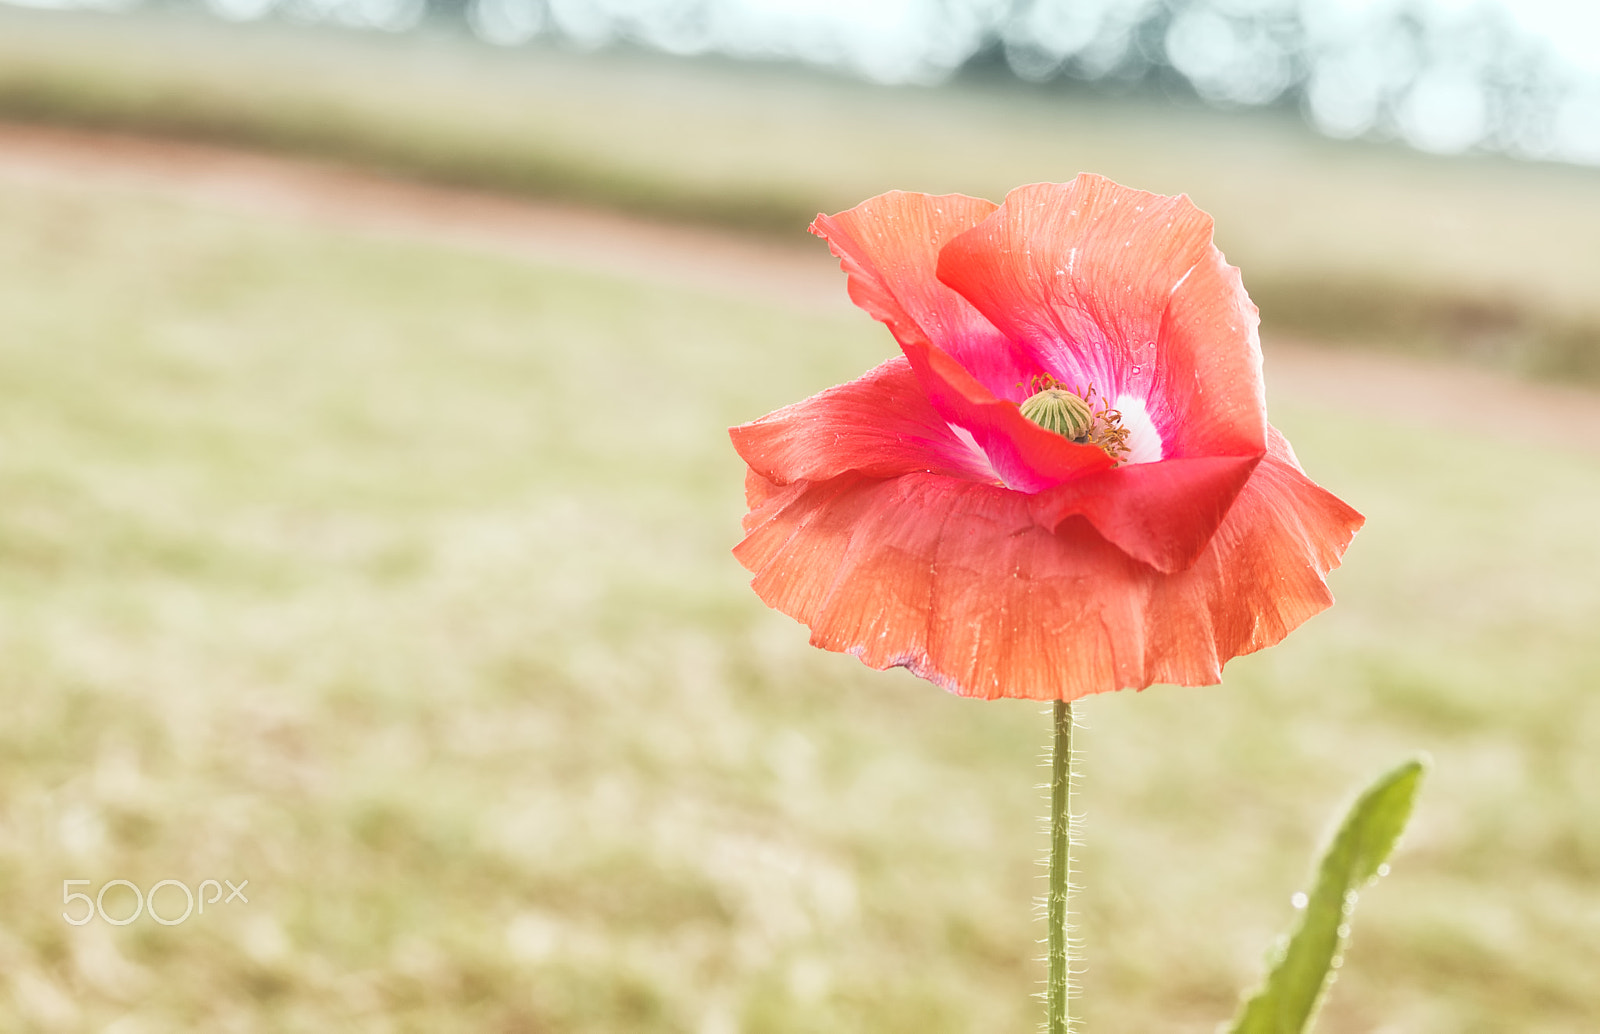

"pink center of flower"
[1018,376,1131,461]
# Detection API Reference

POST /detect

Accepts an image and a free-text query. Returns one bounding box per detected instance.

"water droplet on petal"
[1291,892,1308,910]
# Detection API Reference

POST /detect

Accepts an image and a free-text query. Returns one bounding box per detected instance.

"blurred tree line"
[132,0,1600,164]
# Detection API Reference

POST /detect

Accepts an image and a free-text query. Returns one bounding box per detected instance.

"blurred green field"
[1,163,1597,1031]
[4,7,1600,382]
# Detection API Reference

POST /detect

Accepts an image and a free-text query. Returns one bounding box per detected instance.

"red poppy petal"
[1140,448,1365,686]
[900,337,1112,493]
[1029,453,1261,573]
[810,191,1036,396]
[743,468,787,531]
[1156,248,1267,457]
[935,175,1266,459]
[735,473,885,626]
[730,356,998,486]
[733,450,1361,701]
[735,472,1164,699]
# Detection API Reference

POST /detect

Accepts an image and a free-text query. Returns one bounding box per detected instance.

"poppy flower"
[730,175,1362,701]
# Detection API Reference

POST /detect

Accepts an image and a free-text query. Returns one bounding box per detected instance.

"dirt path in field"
[4,121,1600,455]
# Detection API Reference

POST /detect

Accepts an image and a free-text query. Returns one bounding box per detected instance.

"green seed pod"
[1019,387,1094,442]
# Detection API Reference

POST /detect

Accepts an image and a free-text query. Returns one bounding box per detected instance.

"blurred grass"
[3,7,1600,382]
[1,165,1598,1032]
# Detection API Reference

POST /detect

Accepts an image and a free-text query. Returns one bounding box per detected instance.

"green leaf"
[1226,756,1428,1034]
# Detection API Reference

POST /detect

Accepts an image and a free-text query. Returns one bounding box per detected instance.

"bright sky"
[1499,0,1600,73]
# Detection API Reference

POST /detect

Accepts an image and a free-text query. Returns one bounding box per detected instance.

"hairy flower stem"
[1048,699,1076,1033]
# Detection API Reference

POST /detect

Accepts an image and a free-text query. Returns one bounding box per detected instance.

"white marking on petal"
[1113,395,1163,465]
[947,423,1004,483]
